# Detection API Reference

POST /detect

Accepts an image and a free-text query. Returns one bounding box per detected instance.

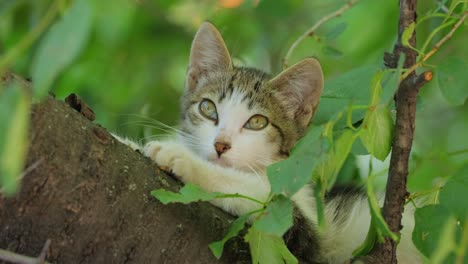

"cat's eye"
[244,115,268,130]
[199,99,218,122]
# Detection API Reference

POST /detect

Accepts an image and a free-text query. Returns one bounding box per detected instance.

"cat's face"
[179,23,323,173]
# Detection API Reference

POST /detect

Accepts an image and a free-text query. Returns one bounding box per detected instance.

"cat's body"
[116,22,420,263]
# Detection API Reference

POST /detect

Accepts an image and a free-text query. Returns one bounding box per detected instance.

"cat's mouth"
[209,156,232,168]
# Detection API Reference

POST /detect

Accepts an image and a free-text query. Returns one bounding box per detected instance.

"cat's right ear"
[186,22,232,92]
[269,58,324,129]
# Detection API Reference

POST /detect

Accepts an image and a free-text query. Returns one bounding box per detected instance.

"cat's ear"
[186,22,232,92]
[269,58,323,128]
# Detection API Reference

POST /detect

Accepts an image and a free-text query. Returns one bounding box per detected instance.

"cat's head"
[179,22,323,173]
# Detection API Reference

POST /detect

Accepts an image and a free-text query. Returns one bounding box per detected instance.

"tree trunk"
[0,96,250,263]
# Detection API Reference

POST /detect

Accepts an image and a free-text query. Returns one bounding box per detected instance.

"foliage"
[0,79,30,195]
[1,0,468,263]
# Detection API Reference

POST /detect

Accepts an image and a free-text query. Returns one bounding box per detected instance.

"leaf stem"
[401,11,467,80]
[456,218,468,264]
[216,193,266,206]
[282,0,358,69]
[404,185,442,205]
[447,148,468,156]
[420,20,455,55]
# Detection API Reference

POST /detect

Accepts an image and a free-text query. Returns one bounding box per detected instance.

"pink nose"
[214,141,231,157]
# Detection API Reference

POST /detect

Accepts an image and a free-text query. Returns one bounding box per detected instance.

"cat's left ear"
[186,22,232,92]
[269,58,323,128]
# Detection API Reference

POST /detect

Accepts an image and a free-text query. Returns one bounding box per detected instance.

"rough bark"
[365,0,430,262]
[0,96,250,264]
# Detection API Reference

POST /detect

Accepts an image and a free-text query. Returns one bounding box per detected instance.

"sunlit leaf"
[369,71,384,106]
[437,57,468,106]
[0,85,30,195]
[151,183,220,204]
[401,22,415,47]
[252,195,293,237]
[245,227,298,264]
[209,213,250,259]
[316,129,358,190]
[267,126,329,197]
[30,0,93,98]
[360,105,393,161]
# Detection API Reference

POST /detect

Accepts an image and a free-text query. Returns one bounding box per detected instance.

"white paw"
[143,141,193,182]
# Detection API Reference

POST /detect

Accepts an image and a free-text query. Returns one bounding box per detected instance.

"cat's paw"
[143,141,194,182]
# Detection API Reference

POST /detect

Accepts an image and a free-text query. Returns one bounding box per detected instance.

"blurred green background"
[1,0,467,193]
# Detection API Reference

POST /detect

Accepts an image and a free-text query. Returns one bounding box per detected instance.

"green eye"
[245,115,269,130]
[199,99,218,122]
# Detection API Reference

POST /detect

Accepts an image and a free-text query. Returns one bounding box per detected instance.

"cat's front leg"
[143,140,196,182]
[143,140,270,217]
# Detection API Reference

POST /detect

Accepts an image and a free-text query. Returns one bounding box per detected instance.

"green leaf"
[209,213,250,259]
[313,182,326,230]
[0,86,30,195]
[245,227,298,264]
[325,22,347,40]
[369,71,384,106]
[30,0,93,98]
[413,205,457,259]
[151,183,220,204]
[439,163,468,219]
[360,105,393,161]
[430,216,460,264]
[367,175,398,242]
[315,64,380,126]
[322,45,343,58]
[353,217,377,257]
[252,195,293,237]
[267,126,329,197]
[437,57,468,106]
[316,129,358,190]
[401,22,415,47]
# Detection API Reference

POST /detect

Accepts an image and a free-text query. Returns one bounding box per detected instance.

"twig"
[0,159,42,195]
[37,239,51,264]
[401,11,467,80]
[282,0,358,69]
[0,239,51,264]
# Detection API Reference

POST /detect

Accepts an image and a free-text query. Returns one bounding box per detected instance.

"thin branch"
[448,148,468,156]
[0,239,51,264]
[435,0,451,13]
[37,239,51,264]
[367,0,423,263]
[282,0,358,69]
[401,11,467,80]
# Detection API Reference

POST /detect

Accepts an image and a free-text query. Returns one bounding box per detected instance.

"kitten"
[117,22,420,263]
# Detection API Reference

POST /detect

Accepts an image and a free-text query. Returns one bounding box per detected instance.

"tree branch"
[0,94,250,263]
[367,0,432,262]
